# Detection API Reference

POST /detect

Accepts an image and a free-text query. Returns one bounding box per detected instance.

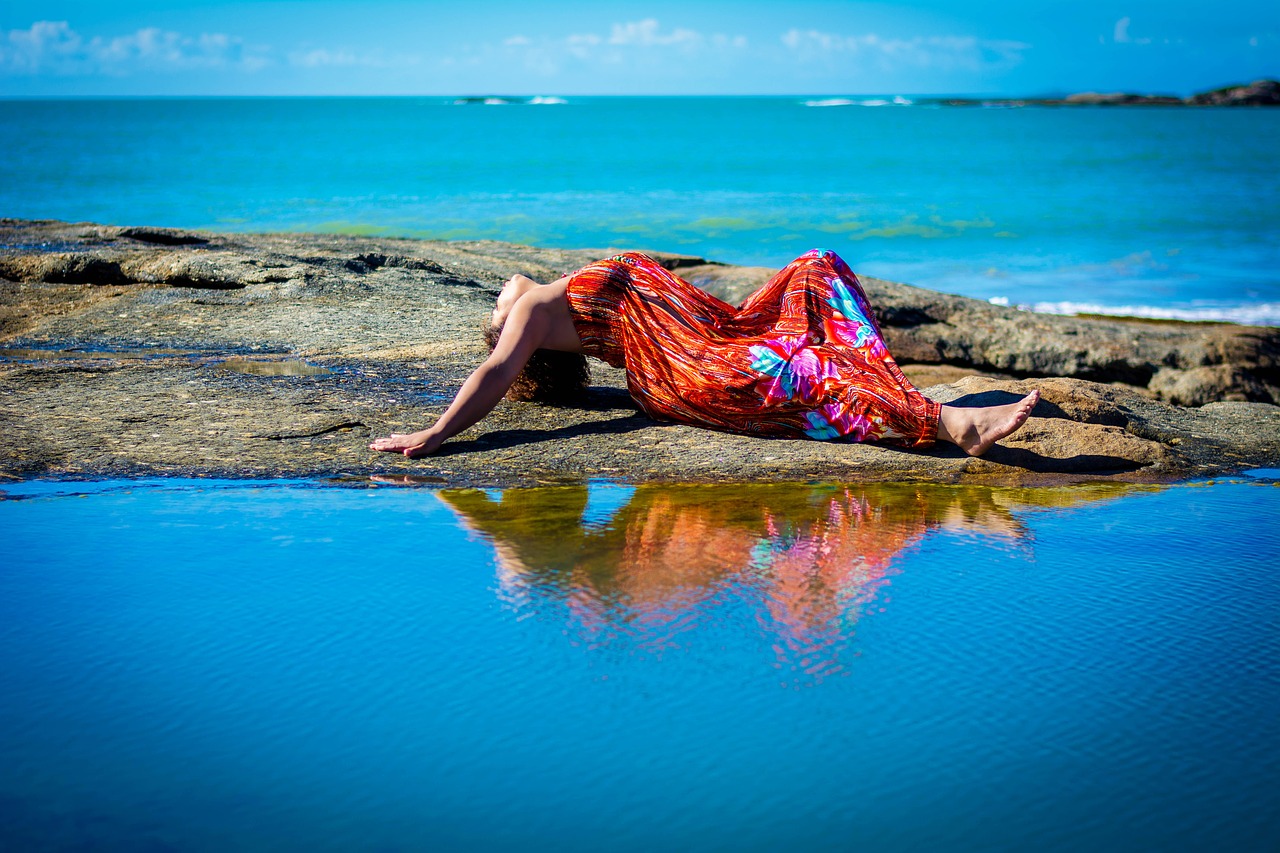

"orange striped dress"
[564,249,941,447]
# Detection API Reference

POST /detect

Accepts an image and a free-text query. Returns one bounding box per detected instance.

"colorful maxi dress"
[563,249,941,447]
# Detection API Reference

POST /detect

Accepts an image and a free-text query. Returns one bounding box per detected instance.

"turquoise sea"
[2,476,1279,851]
[1,96,1278,323]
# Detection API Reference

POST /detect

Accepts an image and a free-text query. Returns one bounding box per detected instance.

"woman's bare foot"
[937,390,1040,456]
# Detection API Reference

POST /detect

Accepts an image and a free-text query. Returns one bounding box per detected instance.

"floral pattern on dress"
[741,268,911,441]
[823,278,885,355]
[803,401,881,441]
[749,336,836,407]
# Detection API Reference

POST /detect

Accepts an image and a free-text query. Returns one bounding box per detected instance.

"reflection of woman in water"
[435,483,1033,682]
[371,249,1038,458]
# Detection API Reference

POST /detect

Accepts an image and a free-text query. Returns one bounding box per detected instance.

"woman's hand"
[369,429,441,458]
[369,281,574,461]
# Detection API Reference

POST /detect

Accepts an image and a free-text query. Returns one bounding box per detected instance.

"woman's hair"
[484,322,590,404]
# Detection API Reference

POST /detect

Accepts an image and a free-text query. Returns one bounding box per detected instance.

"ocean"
[2,96,1277,324]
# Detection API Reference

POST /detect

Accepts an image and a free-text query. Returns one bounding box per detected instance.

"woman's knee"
[804,248,851,269]
[609,251,659,268]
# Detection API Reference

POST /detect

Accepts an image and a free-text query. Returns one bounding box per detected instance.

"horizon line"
[2,82,1274,101]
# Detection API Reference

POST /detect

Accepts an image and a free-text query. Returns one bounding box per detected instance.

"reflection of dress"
[438,483,953,684]
[564,249,940,446]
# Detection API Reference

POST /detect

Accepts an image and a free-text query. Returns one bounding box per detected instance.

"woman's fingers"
[370,434,410,451]
[370,433,433,457]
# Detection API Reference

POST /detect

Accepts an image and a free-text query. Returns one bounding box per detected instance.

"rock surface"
[1,219,1277,487]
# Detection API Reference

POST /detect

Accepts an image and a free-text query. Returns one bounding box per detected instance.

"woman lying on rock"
[370,249,1039,459]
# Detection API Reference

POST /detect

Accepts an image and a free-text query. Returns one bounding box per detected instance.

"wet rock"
[0,219,1276,486]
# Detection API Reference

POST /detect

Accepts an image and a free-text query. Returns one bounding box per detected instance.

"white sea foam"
[1023,300,1280,326]
[453,96,566,105]
[803,96,913,107]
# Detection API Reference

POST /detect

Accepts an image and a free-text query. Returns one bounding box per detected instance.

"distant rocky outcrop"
[1,219,1276,486]
[1187,79,1280,106]
[1060,92,1183,106]
[938,79,1280,108]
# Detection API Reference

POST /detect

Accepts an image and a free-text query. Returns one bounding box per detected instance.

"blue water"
[2,477,1278,850]
[2,97,1278,323]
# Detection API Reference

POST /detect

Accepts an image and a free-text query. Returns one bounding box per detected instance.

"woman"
[370,249,1038,459]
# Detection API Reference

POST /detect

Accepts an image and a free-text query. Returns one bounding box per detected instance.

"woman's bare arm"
[370,282,577,458]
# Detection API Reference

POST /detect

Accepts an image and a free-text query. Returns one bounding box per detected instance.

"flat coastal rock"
[1,219,1277,487]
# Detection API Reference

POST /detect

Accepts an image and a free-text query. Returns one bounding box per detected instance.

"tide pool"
[2,477,1278,850]
[2,97,1278,323]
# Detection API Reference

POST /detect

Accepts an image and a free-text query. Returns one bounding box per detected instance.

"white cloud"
[496,19,747,74]
[289,48,358,68]
[1,20,421,78]
[563,32,602,61]
[780,29,1029,71]
[1110,16,1153,46]
[0,20,269,74]
[287,47,418,69]
[607,19,700,47]
[1,21,80,73]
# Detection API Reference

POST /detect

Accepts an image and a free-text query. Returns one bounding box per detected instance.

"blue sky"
[2,1,1276,96]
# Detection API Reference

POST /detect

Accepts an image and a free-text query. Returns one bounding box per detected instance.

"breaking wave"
[803,96,913,107]
[451,96,568,105]
[1008,299,1280,326]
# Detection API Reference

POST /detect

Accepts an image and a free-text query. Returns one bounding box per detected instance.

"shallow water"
[1,477,1278,850]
